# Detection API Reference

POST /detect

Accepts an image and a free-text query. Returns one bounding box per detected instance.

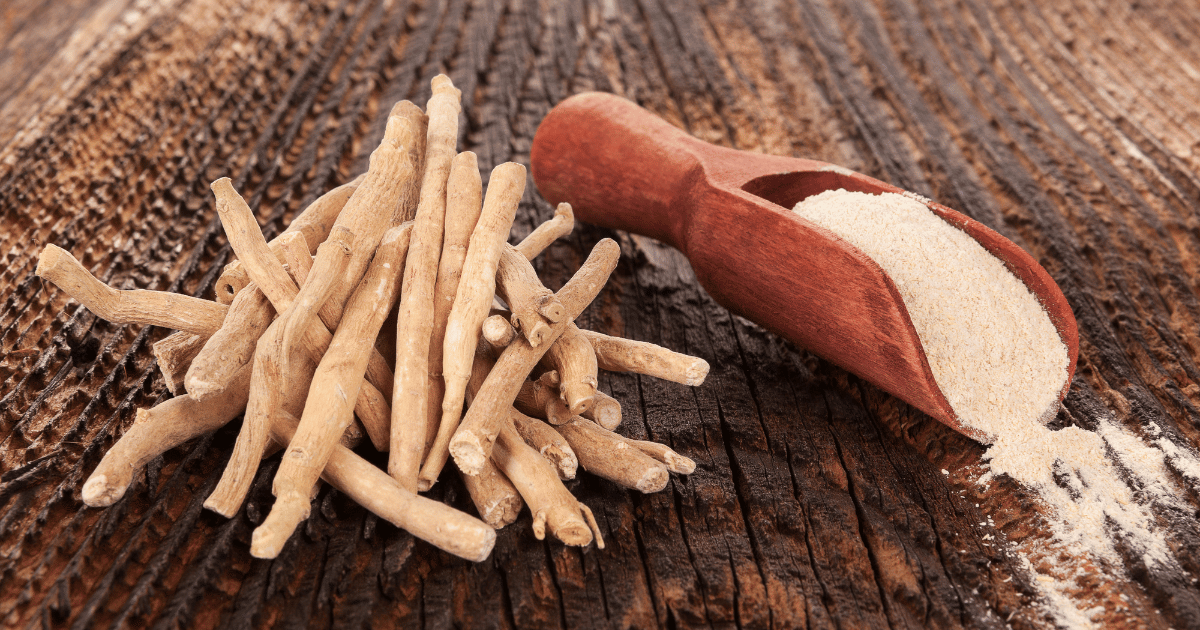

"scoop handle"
[531,93,710,249]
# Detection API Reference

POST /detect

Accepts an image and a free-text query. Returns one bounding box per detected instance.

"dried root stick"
[186,234,311,401]
[514,371,572,425]
[389,77,461,491]
[36,245,227,335]
[578,329,709,386]
[212,176,394,412]
[185,282,274,400]
[555,418,670,493]
[152,331,208,394]
[493,420,602,548]
[252,225,411,556]
[204,321,317,517]
[480,313,517,350]
[582,390,622,430]
[511,410,577,480]
[449,238,619,475]
[626,438,696,474]
[264,410,495,562]
[390,101,429,225]
[460,463,523,529]
[279,226,355,376]
[215,174,364,303]
[323,104,422,326]
[82,363,253,507]
[416,151,483,491]
[515,202,574,260]
[277,231,315,284]
[539,324,597,415]
[495,244,563,346]
[435,162,523,476]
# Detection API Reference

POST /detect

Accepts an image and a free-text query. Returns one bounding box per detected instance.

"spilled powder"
[793,190,1197,627]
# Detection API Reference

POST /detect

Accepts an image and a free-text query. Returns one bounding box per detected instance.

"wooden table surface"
[4,0,1200,628]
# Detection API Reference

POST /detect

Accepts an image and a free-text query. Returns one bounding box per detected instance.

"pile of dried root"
[35,76,706,562]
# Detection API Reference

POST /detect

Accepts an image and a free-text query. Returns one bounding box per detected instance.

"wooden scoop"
[529,92,1078,442]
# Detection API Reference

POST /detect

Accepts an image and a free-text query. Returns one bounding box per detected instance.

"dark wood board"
[2,0,1200,628]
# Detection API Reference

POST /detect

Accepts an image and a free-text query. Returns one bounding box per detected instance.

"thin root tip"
[210,177,233,194]
[81,474,122,507]
[666,453,697,474]
[685,359,711,387]
[35,244,67,276]
[202,495,240,519]
[250,526,286,559]
[554,202,574,220]
[636,466,670,493]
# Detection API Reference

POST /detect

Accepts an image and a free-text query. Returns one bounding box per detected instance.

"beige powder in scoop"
[793,188,1069,440]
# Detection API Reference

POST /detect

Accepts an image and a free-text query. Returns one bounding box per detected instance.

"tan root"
[511,410,578,480]
[36,245,227,335]
[493,420,602,548]
[460,462,524,529]
[184,282,274,400]
[82,363,253,507]
[554,418,672,493]
[263,410,495,562]
[252,225,411,555]
[435,162,524,475]
[581,389,622,430]
[152,331,208,394]
[515,202,574,260]
[495,244,563,346]
[215,173,364,303]
[449,238,619,476]
[578,329,710,386]
[539,324,598,415]
[480,313,517,350]
[390,76,462,491]
[416,151,483,491]
[514,371,572,425]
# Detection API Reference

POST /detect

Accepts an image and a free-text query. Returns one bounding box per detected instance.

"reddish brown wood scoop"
[530,92,1078,442]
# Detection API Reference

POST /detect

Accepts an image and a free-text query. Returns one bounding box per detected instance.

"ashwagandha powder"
[792,189,1070,439]
[793,189,1198,627]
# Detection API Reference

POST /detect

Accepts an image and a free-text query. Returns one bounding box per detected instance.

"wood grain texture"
[2,0,1200,628]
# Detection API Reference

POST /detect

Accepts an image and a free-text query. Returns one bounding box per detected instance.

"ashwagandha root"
[204,319,318,517]
[258,410,495,562]
[415,151,483,491]
[480,313,517,350]
[460,462,523,529]
[578,329,709,387]
[495,244,563,346]
[390,76,462,491]
[514,371,573,426]
[36,245,228,335]
[511,409,577,480]
[211,176,395,423]
[514,202,574,260]
[185,282,274,400]
[216,174,365,303]
[582,389,622,430]
[152,331,208,395]
[492,419,602,548]
[253,225,411,554]
[539,324,598,415]
[434,162,524,476]
[82,363,253,507]
[554,417,675,493]
[449,239,619,476]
